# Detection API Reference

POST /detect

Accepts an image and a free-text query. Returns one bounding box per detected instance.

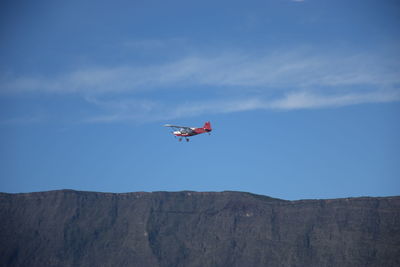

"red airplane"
[164,121,212,142]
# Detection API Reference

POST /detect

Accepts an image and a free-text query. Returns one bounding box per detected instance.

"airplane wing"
[164,124,192,129]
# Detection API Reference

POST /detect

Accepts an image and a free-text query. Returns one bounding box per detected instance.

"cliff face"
[0,190,399,267]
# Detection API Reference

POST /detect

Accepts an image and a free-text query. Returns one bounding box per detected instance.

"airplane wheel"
[186,138,190,142]
[179,138,182,142]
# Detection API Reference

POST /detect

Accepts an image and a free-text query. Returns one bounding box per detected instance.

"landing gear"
[178,138,182,142]
[186,138,190,142]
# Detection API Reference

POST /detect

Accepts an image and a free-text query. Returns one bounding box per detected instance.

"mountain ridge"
[1,190,399,267]
[3,188,398,201]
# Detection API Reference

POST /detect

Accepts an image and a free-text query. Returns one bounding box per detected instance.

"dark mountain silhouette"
[0,190,399,267]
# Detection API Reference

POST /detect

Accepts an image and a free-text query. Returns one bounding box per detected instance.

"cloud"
[1,48,399,123]
[268,90,400,110]
[83,89,400,123]
[2,50,398,95]
[83,97,264,123]
[83,97,159,123]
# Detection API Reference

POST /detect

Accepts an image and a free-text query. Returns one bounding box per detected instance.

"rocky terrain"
[0,190,399,267]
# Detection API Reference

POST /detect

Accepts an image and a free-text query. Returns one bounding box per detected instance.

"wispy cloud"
[1,48,399,123]
[268,90,400,110]
[2,51,398,95]
[83,89,400,123]
[83,97,159,123]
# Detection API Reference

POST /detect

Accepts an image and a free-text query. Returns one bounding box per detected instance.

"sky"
[0,0,399,200]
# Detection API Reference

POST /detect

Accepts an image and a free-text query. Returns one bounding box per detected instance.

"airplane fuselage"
[164,121,212,141]
[173,127,211,137]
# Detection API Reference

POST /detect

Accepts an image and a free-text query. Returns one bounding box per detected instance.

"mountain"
[0,190,399,267]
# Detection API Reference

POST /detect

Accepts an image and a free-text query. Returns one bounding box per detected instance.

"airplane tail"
[203,121,212,132]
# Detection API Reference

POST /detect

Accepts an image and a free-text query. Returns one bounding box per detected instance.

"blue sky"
[0,0,399,200]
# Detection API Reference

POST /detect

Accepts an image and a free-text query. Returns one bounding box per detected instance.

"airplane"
[164,121,212,142]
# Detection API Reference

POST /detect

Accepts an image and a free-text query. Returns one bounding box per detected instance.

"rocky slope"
[0,190,399,267]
